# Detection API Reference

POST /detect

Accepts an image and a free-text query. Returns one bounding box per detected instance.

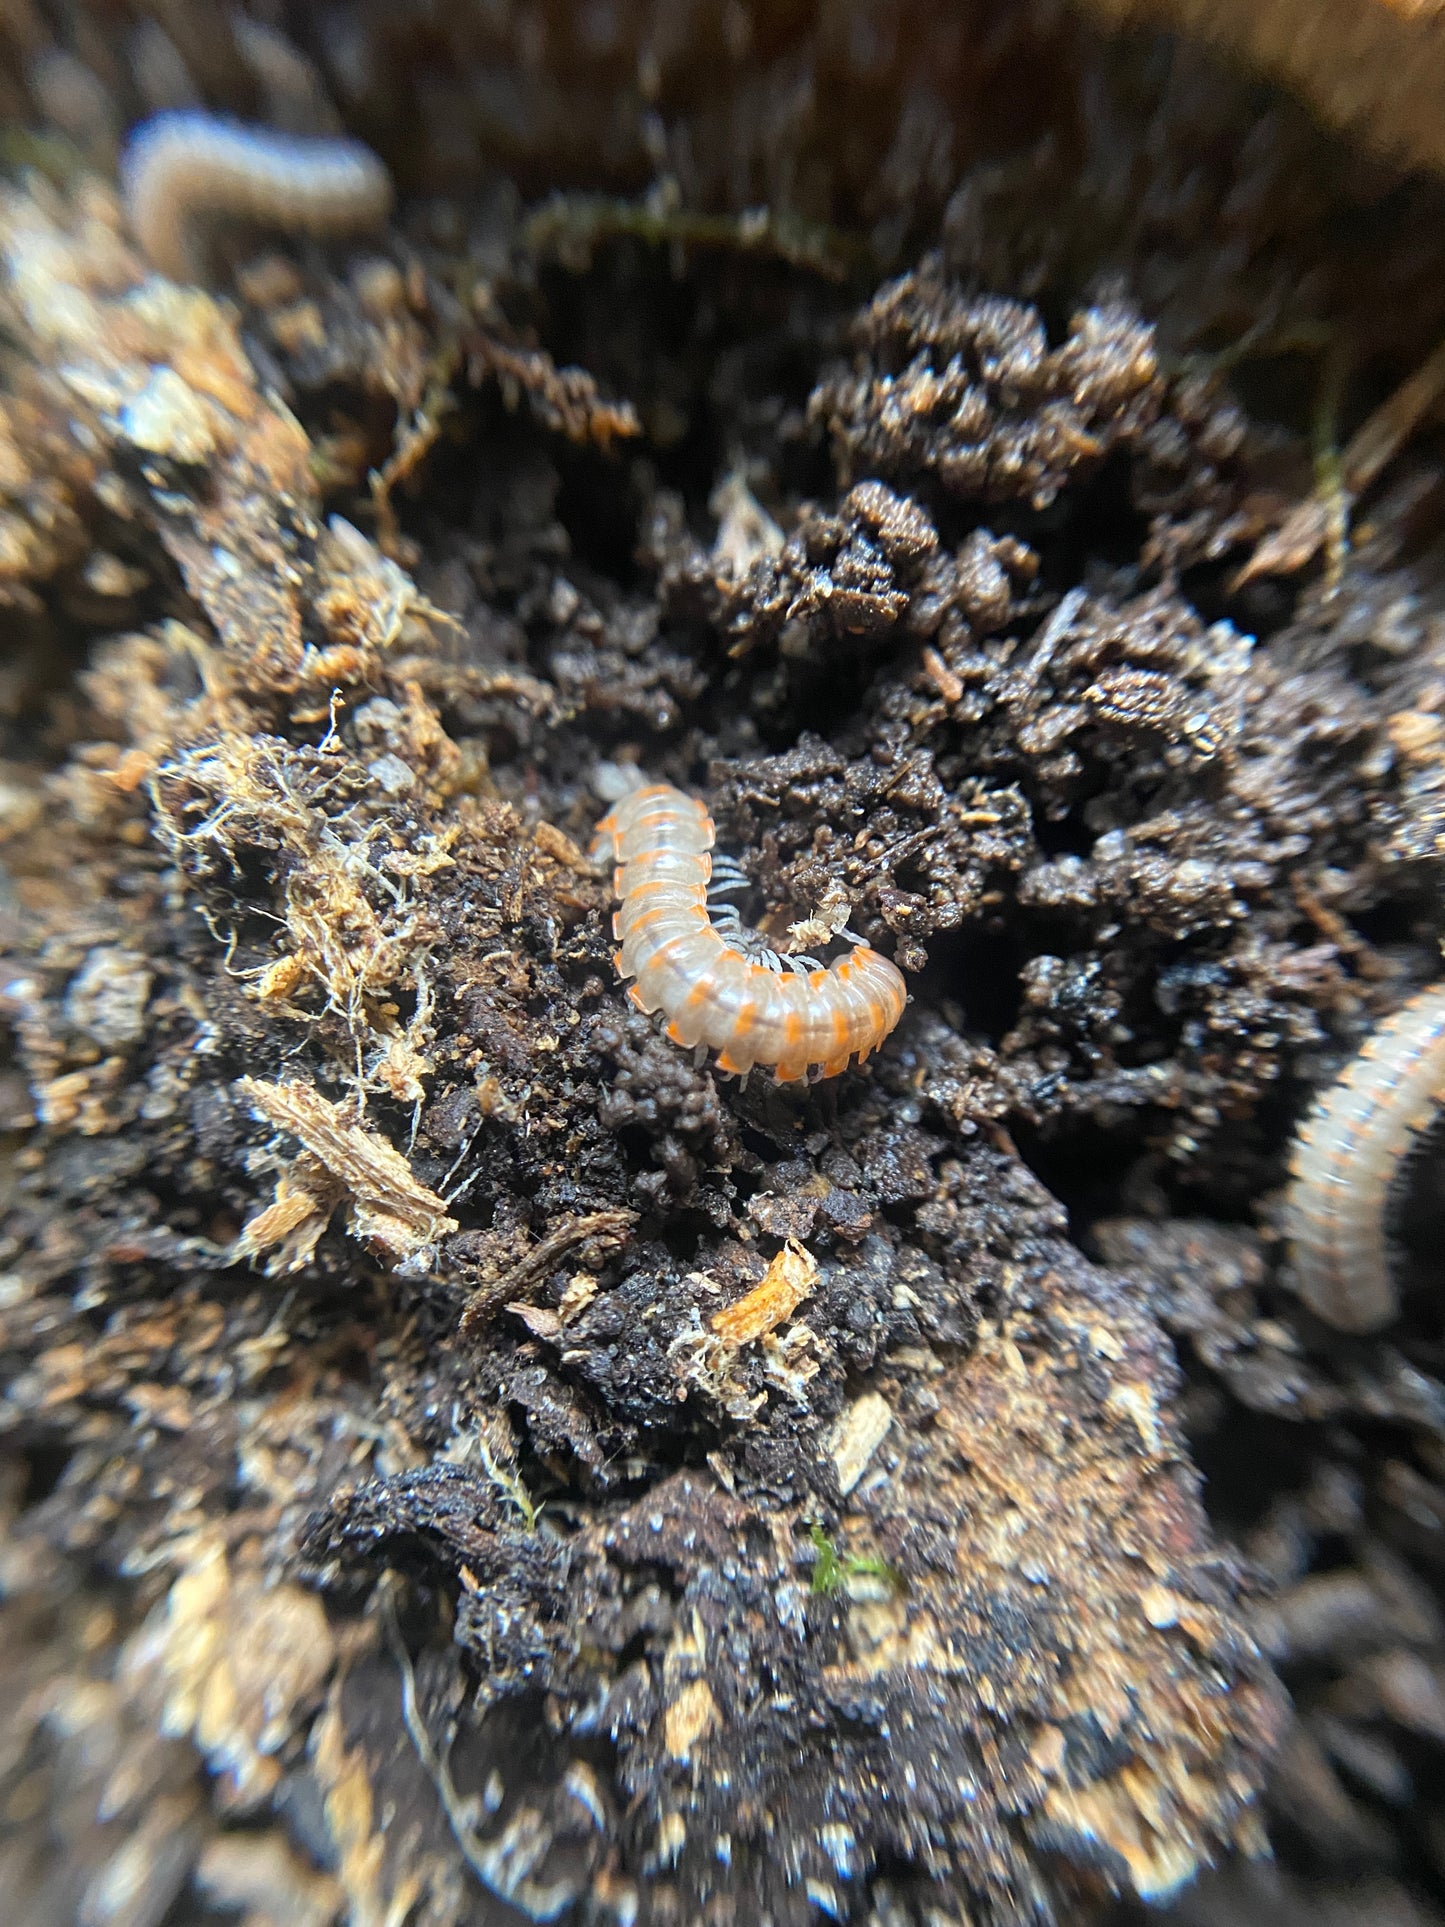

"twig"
[458,1209,636,1336]
[1235,332,1445,588]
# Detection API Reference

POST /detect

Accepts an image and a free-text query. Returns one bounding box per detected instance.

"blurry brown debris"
[310,513,459,668]
[1077,0,1445,177]
[367,343,462,555]
[151,718,454,1099]
[0,180,458,705]
[910,1288,1283,1899]
[826,1389,894,1495]
[237,1076,457,1268]
[196,1832,341,1927]
[465,336,641,449]
[123,1535,336,1811]
[0,184,316,690]
[232,1157,346,1276]
[521,188,863,281]
[0,1580,212,1927]
[312,1621,609,1925]
[1235,333,1445,586]
[0,390,93,611]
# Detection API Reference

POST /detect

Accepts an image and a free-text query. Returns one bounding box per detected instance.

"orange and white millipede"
[593,783,908,1081]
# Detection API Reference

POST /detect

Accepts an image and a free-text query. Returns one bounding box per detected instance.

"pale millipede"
[120,111,393,283]
[593,783,908,1081]
[1286,984,1445,1331]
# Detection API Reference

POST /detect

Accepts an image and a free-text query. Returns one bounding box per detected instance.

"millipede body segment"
[1286,983,1445,1331]
[594,783,908,1081]
[120,111,393,282]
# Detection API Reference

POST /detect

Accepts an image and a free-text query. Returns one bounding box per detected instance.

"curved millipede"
[120,111,393,282]
[593,783,908,1081]
[1286,983,1445,1331]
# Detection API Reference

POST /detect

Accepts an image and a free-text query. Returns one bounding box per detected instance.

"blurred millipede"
[593,783,908,1081]
[120,111,393,282]
[1286,984,1445,1330]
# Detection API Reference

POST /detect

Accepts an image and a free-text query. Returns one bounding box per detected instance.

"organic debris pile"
[5,6,1445,1927]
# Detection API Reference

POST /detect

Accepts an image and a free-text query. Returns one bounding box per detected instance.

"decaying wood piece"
[237,1076,457,1267]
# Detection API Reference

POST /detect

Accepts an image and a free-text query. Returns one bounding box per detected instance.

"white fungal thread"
[120,111,393,282]
[1286,984,1445,1331]
[592,783,909,1081]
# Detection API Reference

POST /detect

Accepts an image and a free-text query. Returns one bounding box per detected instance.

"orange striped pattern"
[593,783,907,1081]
